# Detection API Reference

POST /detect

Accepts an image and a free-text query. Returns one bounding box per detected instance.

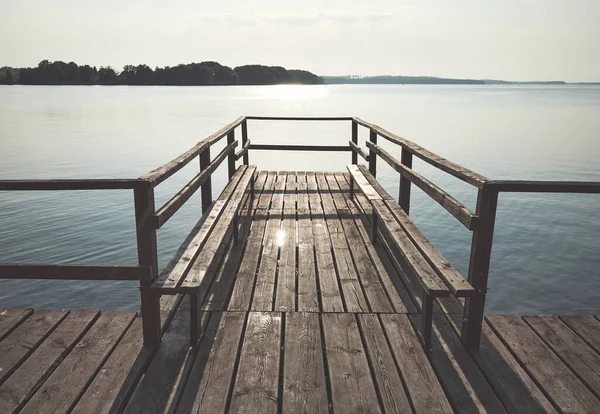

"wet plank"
[22,310,136,413]
[487,315,599,413]
[357,314,412,413]
[321,313,381,413]
[229,312,282,413]
[0,310,98,414]
[380,314,453,414]
[282,313,328,414]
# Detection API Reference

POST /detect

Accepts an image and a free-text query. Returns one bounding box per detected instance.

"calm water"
[1,85,599,314]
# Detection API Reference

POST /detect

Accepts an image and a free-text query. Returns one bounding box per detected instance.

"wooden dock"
[1,117,600,413]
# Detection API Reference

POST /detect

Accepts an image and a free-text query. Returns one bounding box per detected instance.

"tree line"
[1,61,323,85]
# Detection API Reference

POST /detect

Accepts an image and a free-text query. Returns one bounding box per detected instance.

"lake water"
[1,84,599,315]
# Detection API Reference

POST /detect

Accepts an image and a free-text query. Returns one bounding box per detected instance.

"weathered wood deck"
[1,171,599,413]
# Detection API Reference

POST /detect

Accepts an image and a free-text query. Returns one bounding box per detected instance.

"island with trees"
[0,61,324,85]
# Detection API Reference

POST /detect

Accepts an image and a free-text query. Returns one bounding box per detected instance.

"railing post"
[134,181,161,347]
[351,120,358,164]
[199,148,212,213]
[461,183,499,350]
[227,130,236,179]
[368,129,377,176]
[241,119,249,166]
[399,149,413,214]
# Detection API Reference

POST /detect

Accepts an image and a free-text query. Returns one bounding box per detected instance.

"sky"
[1,0,599,82]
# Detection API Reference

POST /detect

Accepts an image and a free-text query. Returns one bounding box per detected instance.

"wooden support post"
[241,119,249,165]
[351,120,358,164]
[134,182,161,347]
[421,290,433,351]
[399,149,413,214]
[368,129,377,177]
[199,148,212,213]
[461,184,499,350]
[227,130,236,180]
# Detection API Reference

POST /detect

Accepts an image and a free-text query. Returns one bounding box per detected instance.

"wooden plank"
[181,166,256,291]
[365,141,477,229]
[275,209,297,311]
[71,317,153,414]
[346,165,382,201]
[317,172,369,312]
[380,314,453,414]
[251,209,282,311]
[270,172,286,210]
[0,264,147,281]
[470,321,558,414]
[179,312,246,413]
[321,313,381,413]
[282,313,328,413]
[297,209,319,312]
[353,117,488,187]
[228,212,273,310]
[0,308,32,341]
[349,140,369,162]
[308,173,344,312]
[296,172,309,210]
[230,312,282,414]
[409,312,506,413]
[325,173,393,313]
[257,172,277,210]
[334,173,414,313]
[141,116,244,186]
[525,316,600,398]
[124,299,199,414]
[560,315,600,355]
[0,310,68,385]
[154,140,238,228]
[153,165,247,290]
[357,314,413,413]
[21,310,136,413]
[250,171,268,210]
[0,310,98,414]
[487,315,599,413]
[373,199,449,296]
[283,173,297,210]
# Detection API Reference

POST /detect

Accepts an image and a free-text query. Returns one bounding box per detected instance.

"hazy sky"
[2,0,599,81]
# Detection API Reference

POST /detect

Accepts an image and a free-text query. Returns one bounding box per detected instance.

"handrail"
[140,116,245,186]
[349,141,369,162]
[488,180,600,193]
[0,264,150,281]
[366,141,478,230]
[249,144,351,152]
[0,179,144,191]
[246,116,353,121]
[154,140,238,229]
[354,117,488,188]
[235,139,250,160]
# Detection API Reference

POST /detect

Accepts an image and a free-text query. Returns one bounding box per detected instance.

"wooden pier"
[1,117,600,413]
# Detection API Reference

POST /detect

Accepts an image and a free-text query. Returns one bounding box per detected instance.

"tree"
[98,66,118,85]
[2,69,14,85]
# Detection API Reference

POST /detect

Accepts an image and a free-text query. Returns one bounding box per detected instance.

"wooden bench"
[347,164,476,349]
[148,165,256,345]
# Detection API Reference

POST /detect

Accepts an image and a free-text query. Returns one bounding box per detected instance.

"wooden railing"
[2,115,599,350]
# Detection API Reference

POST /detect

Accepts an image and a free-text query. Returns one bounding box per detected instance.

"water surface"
[1,84,599,314]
